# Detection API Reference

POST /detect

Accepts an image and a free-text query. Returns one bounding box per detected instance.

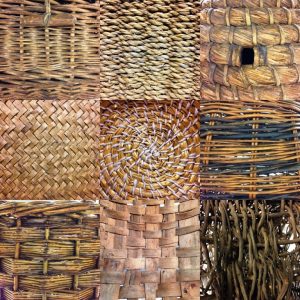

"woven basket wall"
[200,200,300,299]
[0,100,100,200]
[0,201,100,300]
[99,100,200,299]
[0,0,100,100]
[100,100,200,203]
[200,1,300,199]
[100,1,200,101]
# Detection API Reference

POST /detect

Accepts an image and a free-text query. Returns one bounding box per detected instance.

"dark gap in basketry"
[56,0,69,4]
[87,0,96,3]
[241,47,254,65]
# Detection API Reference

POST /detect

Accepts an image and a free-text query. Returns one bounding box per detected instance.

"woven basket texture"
[200,200,300,299]
[0,0,100,100]
[0,201,100,300]
[100,100,200,204]
[100,198,200,299]
[100,1,200,101]
[200,0,300,199]
[200,1,300,100]
[0,100,100,200]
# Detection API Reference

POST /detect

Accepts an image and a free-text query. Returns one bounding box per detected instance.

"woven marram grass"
[201,199,300,299]
[200,1,300,100]
[100,0,200,100]
[100,100,200,204]
[0,0,100,99]
[0,100,100,200]
[0,201,100,300]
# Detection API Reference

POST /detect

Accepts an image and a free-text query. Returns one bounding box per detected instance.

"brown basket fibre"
[0,200,100,300]
[100,1,200,101]
[0,100,100,200]
[100,100,200,203]
[200,0,300,198]
[100,198,200,299]
[200,200,300,299]
[0,0,100,100]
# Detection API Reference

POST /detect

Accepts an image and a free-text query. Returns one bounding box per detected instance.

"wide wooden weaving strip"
[0,100,100,200]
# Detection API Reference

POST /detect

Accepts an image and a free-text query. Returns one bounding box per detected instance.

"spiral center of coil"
[100,101,200,203]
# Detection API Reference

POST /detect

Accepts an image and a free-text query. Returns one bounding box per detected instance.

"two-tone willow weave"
[0,0,100,99]
[0,201,100,300]
[100,100,200,203]
[100,1,199,100]
[0,100,100,200]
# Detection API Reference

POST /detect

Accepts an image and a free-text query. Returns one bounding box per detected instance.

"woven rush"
[0,200,100,300]
[100,100,200,204]
[200,199,300,298]
[0,0,100,100]
[100,0,200,100]
[0,100,100,200]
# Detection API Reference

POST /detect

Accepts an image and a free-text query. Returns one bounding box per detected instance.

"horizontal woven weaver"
[100,0,200,100]
[100,100,200,204]
[201,199,300,299]
[0,0,100,100]
[0,100,100,200]
[0,200,100,300]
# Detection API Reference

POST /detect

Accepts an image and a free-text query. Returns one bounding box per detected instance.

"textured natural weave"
[100,1,200,100]
[0,100,100,200]
[201,98,300,197]
[0,0,100,99]
[200,199,300,299]
[200,0,300,199]
[200,2,300,98]
[0,201,100,300]
[100,100,200,203]
[100,198,200,299]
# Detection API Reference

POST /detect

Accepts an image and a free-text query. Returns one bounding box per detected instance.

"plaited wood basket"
[200,199,300,299]
[99,100,200,299]
[0,100,100,200]
[0,0,100,99]
[0,201,100,300]
[100,0,200,101]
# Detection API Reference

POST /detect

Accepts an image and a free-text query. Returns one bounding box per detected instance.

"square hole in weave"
[0,100,100,200]
[241,47,254,65]
[99,100,200,203]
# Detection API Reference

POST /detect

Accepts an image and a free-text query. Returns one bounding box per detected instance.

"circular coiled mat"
[100,100,200,203]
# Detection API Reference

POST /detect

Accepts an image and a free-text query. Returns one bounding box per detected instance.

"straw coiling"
[100,100,200,204]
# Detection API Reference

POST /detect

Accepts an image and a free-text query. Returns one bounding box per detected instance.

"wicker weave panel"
[100,1,200,100]
[0,0,100,100]
[0,100,100,200]
[0,201,100,300]
[200,199,300,298]
[100,100,200,204]
[100,199,200,299]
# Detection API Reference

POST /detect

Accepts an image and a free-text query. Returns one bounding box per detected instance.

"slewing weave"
[0,201,100,300]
